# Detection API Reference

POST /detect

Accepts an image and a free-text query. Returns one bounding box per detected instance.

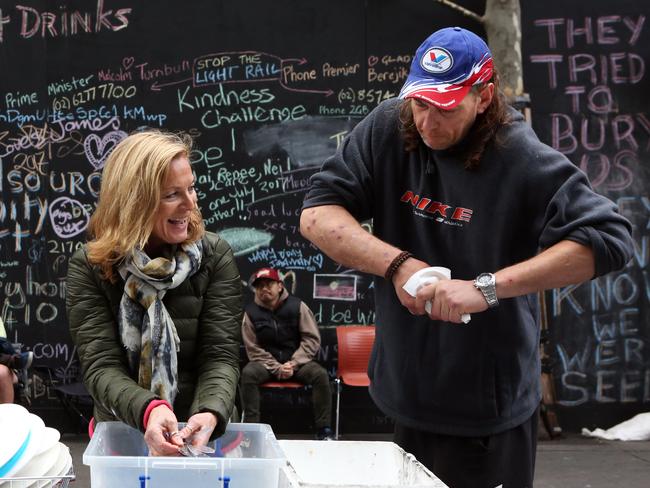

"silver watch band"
[474,273,499,308]
[481,286,498,307]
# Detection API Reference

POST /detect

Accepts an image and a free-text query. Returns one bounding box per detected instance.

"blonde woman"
[66,130,242,455]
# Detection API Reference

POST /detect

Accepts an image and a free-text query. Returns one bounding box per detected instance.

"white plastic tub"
[278,440,448,488]
[83,422,285,488]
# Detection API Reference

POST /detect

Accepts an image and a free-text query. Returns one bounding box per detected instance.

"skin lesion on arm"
[300,205,400,277]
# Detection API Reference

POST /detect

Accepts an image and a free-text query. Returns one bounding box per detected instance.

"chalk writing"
[11,1,132,40]
[48,197,90,238]
[530,14,649,192]
[527,7,650,416]
[247,247,324,272]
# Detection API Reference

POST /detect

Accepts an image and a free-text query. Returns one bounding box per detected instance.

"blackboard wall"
[523,2,650,430]
[0,0,648,433]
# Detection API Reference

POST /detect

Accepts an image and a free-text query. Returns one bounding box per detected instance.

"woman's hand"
[179,411,218,448]
[144,405,183,456]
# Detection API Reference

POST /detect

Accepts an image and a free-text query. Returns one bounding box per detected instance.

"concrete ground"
[58,431,650,487]
[534,434,650,488]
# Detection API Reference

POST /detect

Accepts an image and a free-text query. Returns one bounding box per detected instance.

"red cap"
[249,267,281,286]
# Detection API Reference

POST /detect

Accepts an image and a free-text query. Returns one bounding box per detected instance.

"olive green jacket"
[66,232,242,438]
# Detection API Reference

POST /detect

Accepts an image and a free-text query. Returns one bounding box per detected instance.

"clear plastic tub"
[278,440,448,488]
[83,422,285,488]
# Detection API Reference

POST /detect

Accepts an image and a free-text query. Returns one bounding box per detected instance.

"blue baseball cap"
[399,27,494,109]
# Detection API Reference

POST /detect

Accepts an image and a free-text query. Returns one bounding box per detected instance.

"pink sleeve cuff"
[143,399,173,429]
[88,417,96,439]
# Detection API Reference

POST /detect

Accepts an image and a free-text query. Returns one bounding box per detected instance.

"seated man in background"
[241,267,334,440]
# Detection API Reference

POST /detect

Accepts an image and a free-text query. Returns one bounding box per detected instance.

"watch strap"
[475,273,499,308]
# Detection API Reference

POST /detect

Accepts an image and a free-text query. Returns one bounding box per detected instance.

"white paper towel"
[402,267,471,324]
[581,412,650,441]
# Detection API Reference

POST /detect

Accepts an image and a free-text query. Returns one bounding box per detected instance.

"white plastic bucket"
[278,440,447,488]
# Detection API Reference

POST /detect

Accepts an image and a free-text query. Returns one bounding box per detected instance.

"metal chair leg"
[334,378,341,440]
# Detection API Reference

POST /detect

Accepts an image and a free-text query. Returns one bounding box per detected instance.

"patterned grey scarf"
[118,240,202,404]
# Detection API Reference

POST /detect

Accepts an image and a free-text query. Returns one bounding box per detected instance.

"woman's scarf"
[118,240,202,404]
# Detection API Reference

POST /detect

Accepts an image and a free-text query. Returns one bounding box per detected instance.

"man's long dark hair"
[398,69,511,170]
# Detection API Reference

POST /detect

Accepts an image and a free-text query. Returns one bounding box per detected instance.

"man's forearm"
[496,240,595,299]
[300,205,402,277]
[408,240,597,322]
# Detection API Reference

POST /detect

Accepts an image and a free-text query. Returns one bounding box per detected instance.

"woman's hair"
[86,130,205,282]
[398,68,511,170]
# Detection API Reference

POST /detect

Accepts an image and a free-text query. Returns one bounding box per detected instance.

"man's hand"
[276,362,294,380]
[179,411,218,448]
[391,256,430,314]
[416,279,488,323]
[144,404,182,456]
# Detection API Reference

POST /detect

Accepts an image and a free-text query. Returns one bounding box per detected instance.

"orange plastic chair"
[335,325,375,439]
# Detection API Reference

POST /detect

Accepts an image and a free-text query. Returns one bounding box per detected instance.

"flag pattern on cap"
[399,53,493,107]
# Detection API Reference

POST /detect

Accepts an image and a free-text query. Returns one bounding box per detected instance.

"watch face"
[477,274,491,287]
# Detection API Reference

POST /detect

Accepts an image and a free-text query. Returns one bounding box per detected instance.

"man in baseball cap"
[301,23,632,488]
[392,26,498,154]
[241,267,334,440]
[399,26,494,109]
[248,267,281,289]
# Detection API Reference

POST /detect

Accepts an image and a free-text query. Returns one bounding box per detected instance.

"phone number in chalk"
[51,83,137,109]
[337,88,395,105]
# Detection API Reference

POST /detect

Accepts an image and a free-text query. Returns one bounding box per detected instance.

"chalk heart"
[84,131,127,170]
[122,56,135,71]
[368,56,379,67]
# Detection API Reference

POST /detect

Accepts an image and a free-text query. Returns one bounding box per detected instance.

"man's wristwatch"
[474,273,499,308]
